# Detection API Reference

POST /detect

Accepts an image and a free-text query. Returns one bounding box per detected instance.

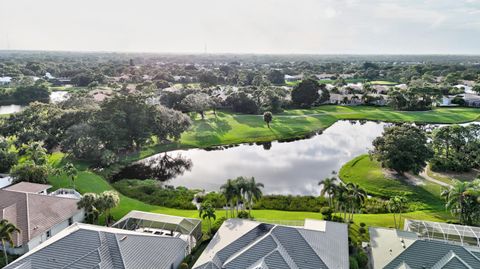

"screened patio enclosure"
[405,219,480,247]
[113,210,202,252]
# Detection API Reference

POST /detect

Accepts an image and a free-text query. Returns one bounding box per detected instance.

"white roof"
[369,227,418,269]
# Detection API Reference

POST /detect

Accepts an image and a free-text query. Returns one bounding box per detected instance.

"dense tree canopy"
[291,79,320,107]
[371,125,433,175]
[431,124,480,172]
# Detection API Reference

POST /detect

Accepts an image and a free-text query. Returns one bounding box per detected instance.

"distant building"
[369,219,480,269]
[3,223,189,269]
[193,218,349,269]
[0,182,84,255]
[284,74,303,82]
[0,76,12,85]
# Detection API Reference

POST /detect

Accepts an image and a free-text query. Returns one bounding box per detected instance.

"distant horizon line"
[1,48,480,57]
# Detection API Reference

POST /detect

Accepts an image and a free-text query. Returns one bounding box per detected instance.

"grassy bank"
[339,154,451,218]
[177,106,480,149]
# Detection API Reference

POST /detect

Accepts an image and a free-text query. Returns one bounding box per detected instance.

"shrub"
[359,222,366,228]
[320,207,333,220]
[237,211,250,219]
[211,217,226,234]
[358,227,366,234]
[349,257,359,269]
[356,251,369,269]
[113,179,196,209]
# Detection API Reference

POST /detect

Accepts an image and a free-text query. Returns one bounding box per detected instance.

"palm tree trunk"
[105,209,109,226]
[208,218,212,234]
[2,239,8,265]
[393,213,397,229]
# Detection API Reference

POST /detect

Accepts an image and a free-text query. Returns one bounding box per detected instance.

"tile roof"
[4,223,188,269]
[0,189,81,246]
[4,182,52,193]
[193,219,349,269]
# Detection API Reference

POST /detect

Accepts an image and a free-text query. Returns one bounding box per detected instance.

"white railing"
[50,188,82,199]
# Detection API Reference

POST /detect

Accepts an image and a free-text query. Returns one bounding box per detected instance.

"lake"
[0,91,69,115]
[135,121,387,195]
[0,104,24,115]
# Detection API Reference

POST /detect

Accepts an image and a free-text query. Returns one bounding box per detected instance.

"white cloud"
[0,0,479,54]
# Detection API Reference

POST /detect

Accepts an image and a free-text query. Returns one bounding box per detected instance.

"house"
[369,219,480,269]
[3,223,189,269]
[113,210,202,253]
[0,183,84,255]
[192,218,349,269]
[4,182,51,194]
[463,93,480,107]
[0,76,12,85]
[284,74,303,82]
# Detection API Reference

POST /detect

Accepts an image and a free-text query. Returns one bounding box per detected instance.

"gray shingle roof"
[4,223,188,269]
[193,219,348,269]
[384,240,480,269]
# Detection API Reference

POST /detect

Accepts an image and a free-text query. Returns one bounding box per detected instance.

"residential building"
[0,183,84,255]
[192,218,349,269]
[369,219,480,269]
[3,223,188,269]
[0,76,12,85]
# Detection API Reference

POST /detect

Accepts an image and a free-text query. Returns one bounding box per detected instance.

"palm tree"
[346,183,367,221]
[220,179,236,218]
[244,177,264,218]
[388,195,408,229]
[77,193,99,224]
[263,112,273,128]
[22,141,47,165]
[233,177,247,216]
[97,191,120,226]
[334,183,349,221]
[62,162,78,190]
[442,180,478,225]
[319,177,337,207]
[199,202,216,234]
[0,219,20,265]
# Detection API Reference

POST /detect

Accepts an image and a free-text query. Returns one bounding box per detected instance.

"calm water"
[0,104,24,115]
[140,121,386,195]
[0,91,69,115]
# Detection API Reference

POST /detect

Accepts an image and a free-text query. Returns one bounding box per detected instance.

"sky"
[1,0,480,54]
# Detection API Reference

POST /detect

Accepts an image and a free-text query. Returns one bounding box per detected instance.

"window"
[68,217,73,226]
[46,230,51,238]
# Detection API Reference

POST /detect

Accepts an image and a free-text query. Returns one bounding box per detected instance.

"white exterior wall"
[26,210,84,253]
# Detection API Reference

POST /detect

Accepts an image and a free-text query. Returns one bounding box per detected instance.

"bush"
[211,217,226,234]
[356,251,369,269]
[113,179,196,209]
[237,211,250,219]
[254,195,327,212]
[320,207,333,220]
[179,263,189,269]
[359,222,366,228]
[349,257,359,269]
[358,227,366,234]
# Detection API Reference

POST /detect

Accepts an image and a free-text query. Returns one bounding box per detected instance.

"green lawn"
[176,106,480,149]
[369,80,399,85]
[339,155,445,210]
